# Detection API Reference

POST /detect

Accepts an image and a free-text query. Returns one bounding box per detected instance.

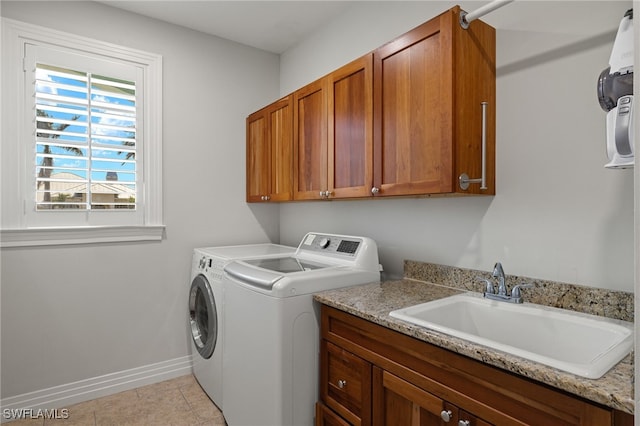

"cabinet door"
[246,109,270,202]
[321,340,371,426]
[373,367,445,426]
[268,96,293,201]
[373,10,454,196]
[294,78,328,200]
[246,96,292,202]
[328,54,373,199]
[374,369,495,426]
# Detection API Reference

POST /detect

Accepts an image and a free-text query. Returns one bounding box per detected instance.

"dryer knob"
[319,238,331,249]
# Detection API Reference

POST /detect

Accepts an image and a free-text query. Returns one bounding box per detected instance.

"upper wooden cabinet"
[328,54,373,199]
[372,5,495,196]
[293,78,328,200]
[246,95,293,202]
[246,5,495,202]
[293,55,373,200]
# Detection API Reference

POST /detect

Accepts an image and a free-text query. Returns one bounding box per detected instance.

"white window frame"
[1,19,164,247]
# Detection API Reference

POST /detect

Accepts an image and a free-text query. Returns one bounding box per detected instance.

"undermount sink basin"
[389,294,633,379]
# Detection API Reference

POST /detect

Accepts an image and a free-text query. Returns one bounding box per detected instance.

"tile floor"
[8,375,226,426]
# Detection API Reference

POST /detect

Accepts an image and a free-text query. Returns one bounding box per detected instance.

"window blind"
[34,63,137,210]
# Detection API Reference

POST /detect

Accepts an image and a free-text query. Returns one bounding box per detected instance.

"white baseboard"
[1,355,193,423]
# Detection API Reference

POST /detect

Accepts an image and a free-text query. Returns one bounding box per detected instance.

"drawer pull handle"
[440,410,453,422]
[458,421,471,426]
[337,379,347,389]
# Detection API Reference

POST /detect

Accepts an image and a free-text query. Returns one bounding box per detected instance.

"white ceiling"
[97,1,631,54]
[98,1,352,54]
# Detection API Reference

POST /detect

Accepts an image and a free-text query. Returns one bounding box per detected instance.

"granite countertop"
[314,279,634,415]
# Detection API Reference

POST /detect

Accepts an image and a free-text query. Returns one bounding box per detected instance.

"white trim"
[1,18,163,233]
[0,225,165,247]
[0,355,193,421]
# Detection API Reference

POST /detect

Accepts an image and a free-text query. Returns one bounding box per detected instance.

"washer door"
[189,274,218,359]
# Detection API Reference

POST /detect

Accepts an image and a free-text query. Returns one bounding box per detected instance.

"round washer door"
[189,274,218,359]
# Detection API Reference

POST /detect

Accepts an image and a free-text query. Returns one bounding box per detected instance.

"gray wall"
[0,1,281,397]
[277,1,635,292]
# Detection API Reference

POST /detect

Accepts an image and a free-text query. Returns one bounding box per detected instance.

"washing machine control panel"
[299,233,362,257]
[197,256,226,282]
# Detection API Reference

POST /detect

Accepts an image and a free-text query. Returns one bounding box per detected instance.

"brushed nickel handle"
[337,379,347,389]
[440,410,453,422]
[459,101,488,190]
[458,421,471,426]
[371,187,380,194]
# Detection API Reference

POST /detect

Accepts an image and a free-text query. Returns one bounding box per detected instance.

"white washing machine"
[222,232,381,426]
[188,243,295,410]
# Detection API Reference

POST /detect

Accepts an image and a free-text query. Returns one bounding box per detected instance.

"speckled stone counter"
[314,276,634,415]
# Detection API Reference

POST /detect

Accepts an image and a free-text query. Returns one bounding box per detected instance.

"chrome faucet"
[480,262,533,304]
[492,262,507,296]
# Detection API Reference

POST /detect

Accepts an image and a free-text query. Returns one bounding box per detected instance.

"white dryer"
[188,243,295,409]
[222,232,381,426]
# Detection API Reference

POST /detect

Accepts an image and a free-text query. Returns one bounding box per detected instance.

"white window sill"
[0,226,165,248]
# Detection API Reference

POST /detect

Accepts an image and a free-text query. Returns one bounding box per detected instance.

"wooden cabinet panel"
[321,340,371,426]
[246,95,293,202]
[373,15,453,196]
[372,6,495,197]
[373,367,446,426]
[246,113,270,201]
[328,54,373,198]
[294,79,328,200]
[316,402,352,426]
[270,99,293,201]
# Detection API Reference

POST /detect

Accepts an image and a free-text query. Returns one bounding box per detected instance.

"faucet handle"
[477,277,495,294]
[510,283,534,300]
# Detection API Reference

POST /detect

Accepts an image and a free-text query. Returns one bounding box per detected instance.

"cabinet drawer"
[316,401,352,426]
[321,340,371,426]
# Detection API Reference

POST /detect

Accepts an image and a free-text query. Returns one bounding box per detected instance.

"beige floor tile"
[139,388,190,412]
[191,403,224,424]
[172,375,198,388]
[179,383,210,406]
[93,389,140,411]
[3,417,44,426]
[12,375,224,426]
[44,410,95,426]
[146,408,202,426]
[65,400,98,416]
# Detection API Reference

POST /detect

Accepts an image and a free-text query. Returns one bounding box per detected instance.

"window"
[32,52,138,212]
[1,19,163,246]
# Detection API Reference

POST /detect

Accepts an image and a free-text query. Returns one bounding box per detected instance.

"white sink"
[389,294,634,379]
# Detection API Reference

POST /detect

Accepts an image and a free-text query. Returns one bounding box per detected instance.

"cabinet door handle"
[458,421,471,426]
[440,410,453,422]
[459,101,488,190]
[337,379,347,389]
[371,187,380,194]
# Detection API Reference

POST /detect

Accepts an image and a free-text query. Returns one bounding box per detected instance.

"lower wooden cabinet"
[317,305,633,426]
[374,368,491,426]
[321,340,371,425]
[316,402,353,426]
